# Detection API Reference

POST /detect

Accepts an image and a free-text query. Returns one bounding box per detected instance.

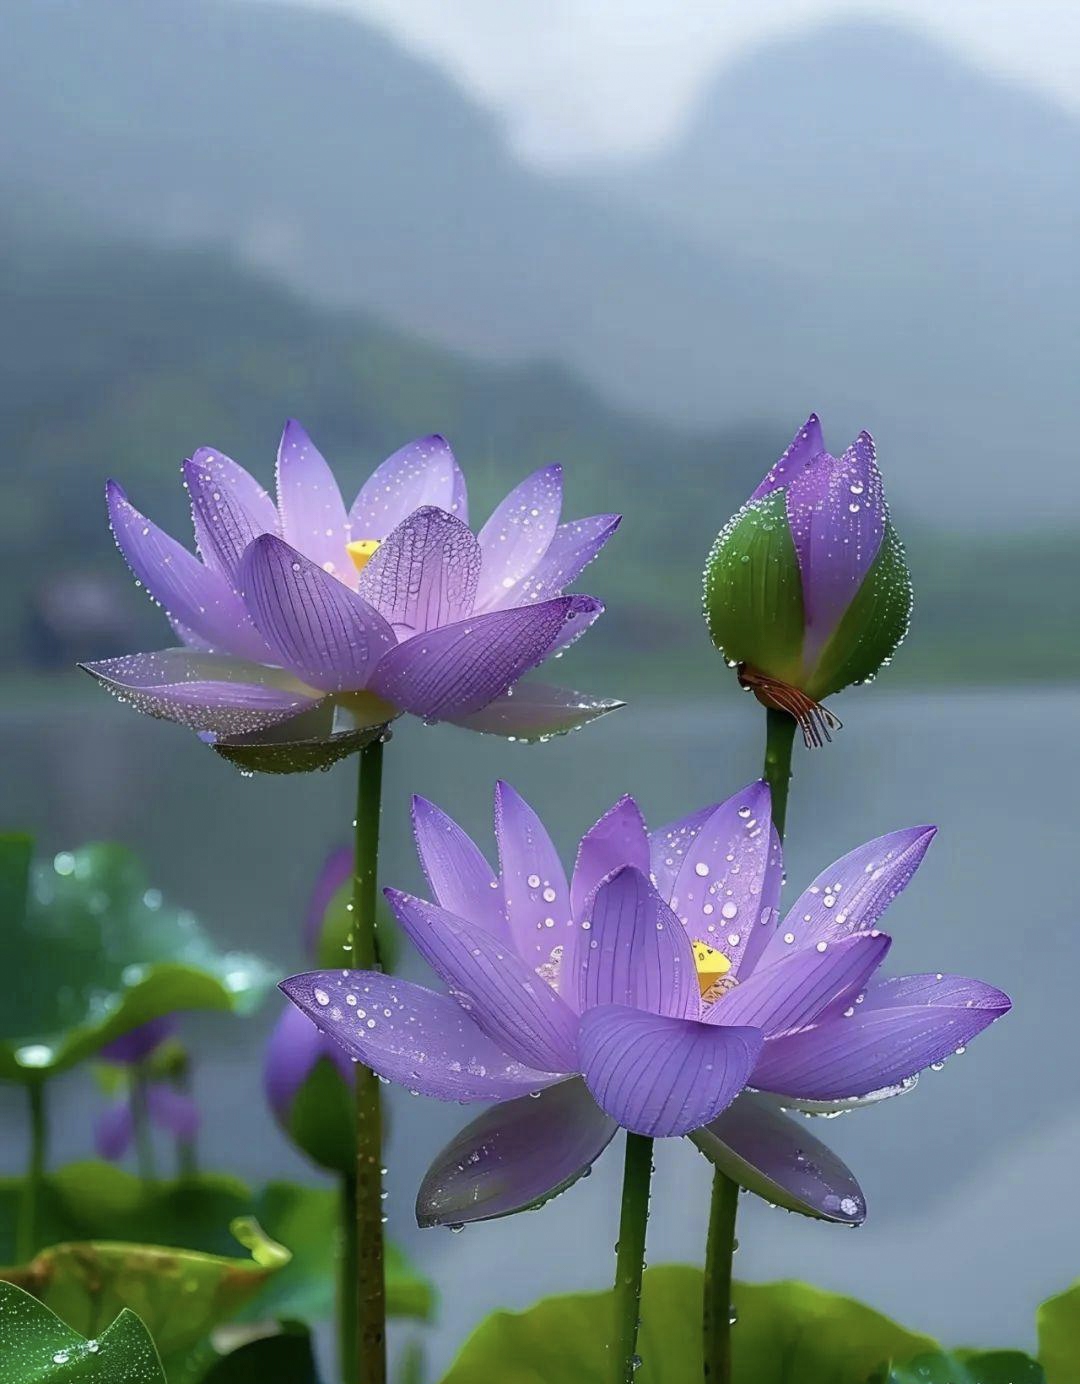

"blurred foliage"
[0,838,275,1081]
[877,1352,1045,1382]
[1036,1280,1080,1384]
[197,1322,321,1383]
[0,1278,165,1383]
[0,221,1074,692]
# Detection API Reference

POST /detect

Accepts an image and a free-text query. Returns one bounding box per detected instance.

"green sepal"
[284,1056,355,1175]
[0,1278,166,1383]
[703,492,805,686]
[807,521,913,700]
[213,708,388,776]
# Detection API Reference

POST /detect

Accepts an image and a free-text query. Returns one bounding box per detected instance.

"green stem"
[612,1132,653,1383]
[702,707,797,1381]
[16,1081,48,1263]
[339,1173,359,1382]
[347,737,386,1384]
[172,1069,199,1179]
[130,1070,157,1183]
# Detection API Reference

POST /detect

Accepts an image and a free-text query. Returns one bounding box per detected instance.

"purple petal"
[563,866,699,1019]
[690,1089,866,1223]
[81,649,319,734]
[579,1004,761,1137]
[350,435,468,537]
[146,1084,200,1142]
[536,594,604,661]
[185,450,278,584]
[738,826,785,977]
[239,535,397,693]
[494,779,572,969]
[264,1002,354,1123]
[303,846,353,960]
[369,597,585,722]
[571,796,651,920]
[107,482,269,661]
[411,795,507,940]
[756,826,937,971]
[513,515,622,605]
[280,969,560,1101]
[475,466,563,611]
[446,682,625,741]
[786,432,887,665]
[275,420,351,583]
[100,1016,177,1066]
[752,973,1011,1100]
[383,890,579,1073]
[357,506,481,635]
[710,933,891,1037]
[94,1100,133,1162]
[648,805,719,900]
[417,1078,616,1227]
[749,413,825,501]
[668,781,773,975]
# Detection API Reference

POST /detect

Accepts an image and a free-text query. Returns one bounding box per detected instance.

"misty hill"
[0,215,1074,688]
[4,2,1079,526]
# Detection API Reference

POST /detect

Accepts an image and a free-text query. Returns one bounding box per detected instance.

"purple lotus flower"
[95,1082,200,1162]
[99,1016,177,1066]
[704,415,912,744]
[82,425,623,747]
[282,781,1009,1227]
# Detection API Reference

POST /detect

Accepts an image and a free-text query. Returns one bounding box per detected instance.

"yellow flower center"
[693,939,737,1004]
[346,539,380,574]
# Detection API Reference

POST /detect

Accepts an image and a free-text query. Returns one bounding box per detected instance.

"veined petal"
[668,780,773,974]
[494,780,572,969]
[562,866,699,1019]
[738,825,784,977]
[749,413,825,501]
[239,535,397,693]
[264,1002,354,1123]
[411,795,507,940]
[80,649,319,734]
[357,506,481,634]
[571,795,651,920]
[752,973,1010,1100]
[536,594,604,661]
[710,932,891,1036]
[368,596,584,722]
[303,846,353,960]
[275,420,351,583]
[350,435,468,537]
[383,890,579,1074]
[579,1004,761,1137]
[648,804,718,900]
[416,1078,616,1227]
[786,432,887,668]
[445,682,625,741]
[280,970,560,1102]
[107,481,269,661]
[690,1089,866,1223]
[757,825,936,970]
[185,449,278,583]
[513,514,622,605]
[475,466,563,611]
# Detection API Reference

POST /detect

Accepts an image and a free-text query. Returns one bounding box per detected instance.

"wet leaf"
[2,1220,288,1361]
[439,1266,934,1383]
[0,838,276,1080]
[0,1278,165,1382]
[879,1351,1044,1382]
[1037,1280,1080,1384]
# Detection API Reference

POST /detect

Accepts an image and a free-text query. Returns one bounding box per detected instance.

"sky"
[298,0,1080,164]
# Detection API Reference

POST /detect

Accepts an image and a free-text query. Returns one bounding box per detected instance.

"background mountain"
[3,0,1079,527]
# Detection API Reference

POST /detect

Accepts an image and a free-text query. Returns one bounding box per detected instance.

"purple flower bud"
[99,1015,177,1066]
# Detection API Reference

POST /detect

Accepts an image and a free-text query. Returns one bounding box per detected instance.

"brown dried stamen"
[737,665,842,749]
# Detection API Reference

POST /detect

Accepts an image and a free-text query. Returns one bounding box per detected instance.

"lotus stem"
[347,735,387,1384]
[612,1131,654,1383]
[130,1068,157,1183]
[16,1081,48,1263]
[702,706,796,1380]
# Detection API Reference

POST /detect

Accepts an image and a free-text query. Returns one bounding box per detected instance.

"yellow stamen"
[692,939,732,999]
[346,538,380,574]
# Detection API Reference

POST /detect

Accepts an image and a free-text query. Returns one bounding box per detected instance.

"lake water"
[1,683,1076,1371]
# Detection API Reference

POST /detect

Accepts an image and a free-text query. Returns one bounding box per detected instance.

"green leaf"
[807,521,913,700]
[2,1220,288,1362]
[197,1322,321,1383]
[0,1278,165,1383]
[285,1057,355,1175]
[0,1165,434,1327]
[703,492,806,686]
[0,839,277,1080]
[882,1350,1044,1383]
[1037,1280,1080,1384]
[439,1266,934,1383]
